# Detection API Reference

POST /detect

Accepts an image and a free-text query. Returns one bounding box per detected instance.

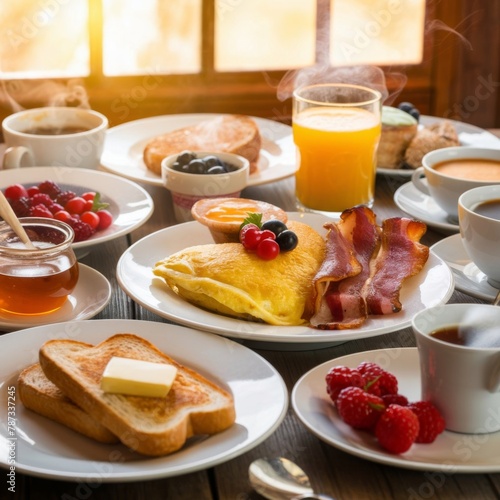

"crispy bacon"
[311,206,380,329]
[363,218,429,315]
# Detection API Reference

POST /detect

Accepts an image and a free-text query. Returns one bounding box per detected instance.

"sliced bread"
[39,333,236,456]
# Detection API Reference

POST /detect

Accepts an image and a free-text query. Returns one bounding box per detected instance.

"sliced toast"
[143,114,261,175]
[38,333,236,456]
[18,363,119,444]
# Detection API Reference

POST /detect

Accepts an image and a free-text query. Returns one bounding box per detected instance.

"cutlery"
[249,457,335,500]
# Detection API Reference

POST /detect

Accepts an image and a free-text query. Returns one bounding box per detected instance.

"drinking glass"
[293,83,382,215]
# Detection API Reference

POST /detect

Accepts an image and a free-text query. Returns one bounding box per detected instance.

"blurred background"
[0,0,498,129]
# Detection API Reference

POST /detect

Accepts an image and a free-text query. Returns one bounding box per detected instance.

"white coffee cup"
[458,185,500,288]
[413,304,500,434]
[2,107,108,170]
[412,147,500,220]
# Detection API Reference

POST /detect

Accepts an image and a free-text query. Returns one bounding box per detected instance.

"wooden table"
[5,137,500,500]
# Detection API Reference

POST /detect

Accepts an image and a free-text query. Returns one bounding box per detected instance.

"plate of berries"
[292,348,500,472]
[0,167,154,254]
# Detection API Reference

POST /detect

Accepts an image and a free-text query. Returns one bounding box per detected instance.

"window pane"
[0,0,89,78]
[330,0,425,66]
[215,0,317,71]
[102,0,202,76]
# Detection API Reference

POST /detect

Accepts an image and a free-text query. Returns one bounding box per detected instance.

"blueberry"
[408,108,420,121]
[276,229,298,251]
[186,159,207,174]
[398,102,415,113]
[171,161,183,171]
[203,155,223,168]
[207,165,227,175]
[177,150,196,166]
[261,219,288,237]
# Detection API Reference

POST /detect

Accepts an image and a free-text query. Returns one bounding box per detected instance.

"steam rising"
[277,64,392,103]
[0,78,90,113]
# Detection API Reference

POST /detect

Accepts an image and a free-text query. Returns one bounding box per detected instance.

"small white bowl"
[161,151,249,222]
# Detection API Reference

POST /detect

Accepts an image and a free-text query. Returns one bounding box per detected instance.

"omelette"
[153,221,326,326]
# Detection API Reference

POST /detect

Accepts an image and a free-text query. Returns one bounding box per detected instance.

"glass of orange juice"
[293,83,382,215]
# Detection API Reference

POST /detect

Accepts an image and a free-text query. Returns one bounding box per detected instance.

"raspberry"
[382,393,409,407]
[30,193,53,206]
[55,190,76,206]
[48,202,64,215]
[336,387,385,430]
[375,404,420,454]
[8,197,31,217]
[71,220,95,242]
[30,203,53,218]
[325,365,366,403]
[37,180,61,198]
[357,362,398,396]
[407,401,446,443]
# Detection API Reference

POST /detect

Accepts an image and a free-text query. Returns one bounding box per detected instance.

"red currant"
[64,196,87,215]
[240,224,261,250]
[53,210,73,224]
[80,211,100,230]
[81,191,96,202]
[96,209,113,230]
[4,184,28,200]
[256,238,280,260]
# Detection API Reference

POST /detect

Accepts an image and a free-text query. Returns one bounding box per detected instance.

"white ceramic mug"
[161,151,249,223]
[458,185,500,288]
[2,107,108,170]
[413,304,500,434]
[412,147,500,220]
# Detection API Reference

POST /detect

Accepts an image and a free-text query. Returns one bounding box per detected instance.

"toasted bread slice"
[39,333,236,456]
[18,363,119,444]
[143,114,261,175]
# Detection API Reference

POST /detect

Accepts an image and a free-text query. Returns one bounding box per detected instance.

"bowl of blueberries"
[161,150,250,223]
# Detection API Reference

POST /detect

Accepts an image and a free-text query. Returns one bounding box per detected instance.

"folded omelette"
[153,221,326,326]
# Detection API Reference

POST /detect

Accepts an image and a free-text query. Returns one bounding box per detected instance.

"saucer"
[0,264,112,332]
[430,234,499,302]
[394,181,459,233]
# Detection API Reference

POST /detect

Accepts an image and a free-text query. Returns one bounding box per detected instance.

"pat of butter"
[101,357,178,398]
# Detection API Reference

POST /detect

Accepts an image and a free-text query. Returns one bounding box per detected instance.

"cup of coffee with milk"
[412,147,500,221]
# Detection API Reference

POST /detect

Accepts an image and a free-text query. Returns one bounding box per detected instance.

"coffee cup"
[411,147,500,220]
[458,185,500,288]
[2,107,108,170]
[412,304,500,434]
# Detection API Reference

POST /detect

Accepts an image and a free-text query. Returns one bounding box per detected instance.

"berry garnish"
[325,365,366,403]
[336,386,385,430]
[397,101,420,122]
[407,401,445,443]
[375,404,420,454]
[239,212,298,260]
[2,180,113,242]
[357,361,398,396]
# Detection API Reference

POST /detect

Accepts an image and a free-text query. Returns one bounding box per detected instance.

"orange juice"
[293,106,381,212]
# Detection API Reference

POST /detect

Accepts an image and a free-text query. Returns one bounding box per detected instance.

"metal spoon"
[0,190,36,249]
[249,457,335,500]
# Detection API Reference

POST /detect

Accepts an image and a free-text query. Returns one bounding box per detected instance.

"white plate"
[292,348,500,473]
[0,166,154,253]
[0,319,288,481]
[116,212,455,346]
[100,113,295,187]
[394,181,459,233]
[0,264,111,332]
[431,234,499,302]
[377,115,500,177]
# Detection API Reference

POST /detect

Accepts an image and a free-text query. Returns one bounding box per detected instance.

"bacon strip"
[363,218,429,315]
[311,206,380,329]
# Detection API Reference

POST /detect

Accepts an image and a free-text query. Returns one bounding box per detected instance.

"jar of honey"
[0,218,79,316]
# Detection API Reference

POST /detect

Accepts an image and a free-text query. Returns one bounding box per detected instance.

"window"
[0,0,425,79]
